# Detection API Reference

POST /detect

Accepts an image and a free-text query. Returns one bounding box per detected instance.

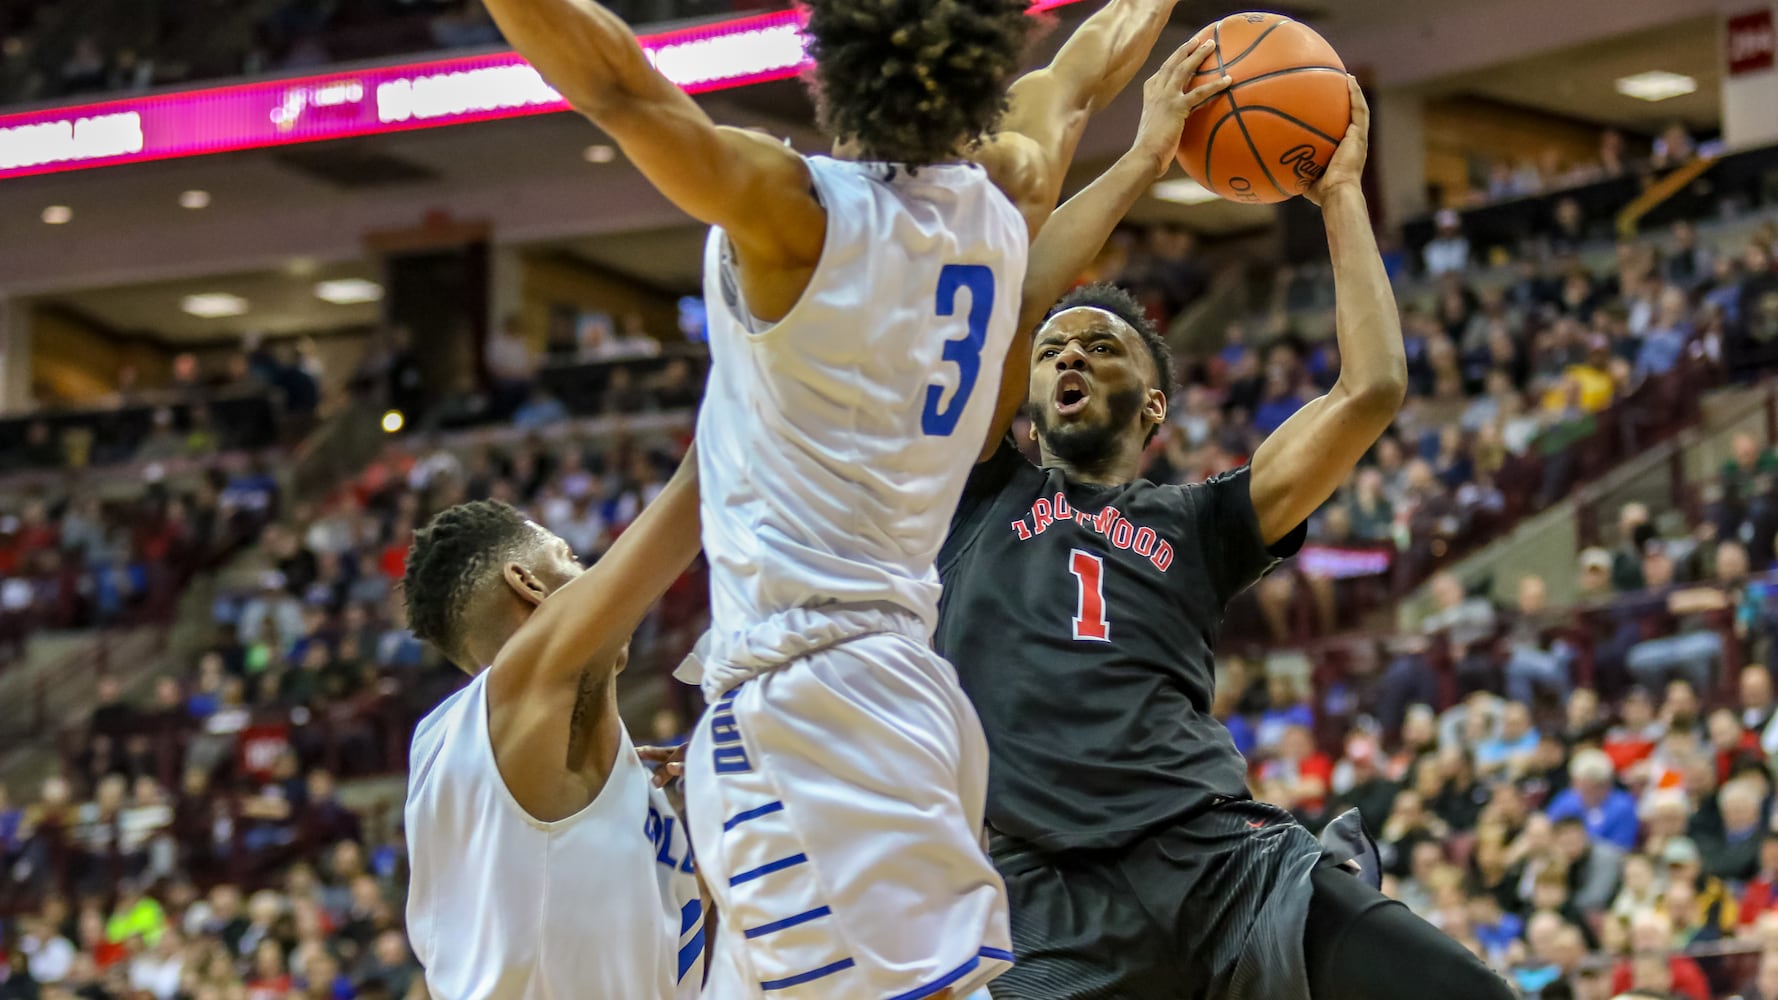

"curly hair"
[402,500,537,664]
[803,0,1031,167]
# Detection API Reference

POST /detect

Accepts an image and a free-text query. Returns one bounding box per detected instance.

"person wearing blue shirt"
[1545,747,1639,850]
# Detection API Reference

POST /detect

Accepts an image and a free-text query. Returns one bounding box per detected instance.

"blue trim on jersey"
[743,905,831,940]
[884,949,1012,1000]
[760,957,855,991]
[728,852,807,886]
[680,899,703,935]
[677,924,706,982]
[723,800,785,831]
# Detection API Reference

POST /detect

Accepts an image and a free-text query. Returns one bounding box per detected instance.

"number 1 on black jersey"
[1068,549,1111,642]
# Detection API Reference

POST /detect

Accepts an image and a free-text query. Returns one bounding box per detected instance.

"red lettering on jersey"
[1032,497,1053,534]
[1133,527,1156,557]
[1011,519,1032,541]
[1094,506,1120,534]
[1053,492,1072,519]
[1111,518,1134,550]
[1151,540,1173,571]
[1076,511,1091,527]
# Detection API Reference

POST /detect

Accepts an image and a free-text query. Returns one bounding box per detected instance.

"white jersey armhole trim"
[475,672,632,833]
[713,161,838,342]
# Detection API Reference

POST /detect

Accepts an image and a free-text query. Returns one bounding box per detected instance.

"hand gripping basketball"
[1304,76,1369,208]
[1174,12,1353,204]
[1131,38,1232,178]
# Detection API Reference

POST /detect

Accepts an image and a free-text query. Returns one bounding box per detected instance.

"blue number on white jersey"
[922,264,996,437]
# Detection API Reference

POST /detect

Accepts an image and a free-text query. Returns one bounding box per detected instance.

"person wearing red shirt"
[1604,686,1664,773]
[1739,832,1778,928]
[1258,724,1334,818]
[1609,910,1711,1000]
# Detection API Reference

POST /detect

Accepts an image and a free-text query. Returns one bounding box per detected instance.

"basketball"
[1175,12,1351,205]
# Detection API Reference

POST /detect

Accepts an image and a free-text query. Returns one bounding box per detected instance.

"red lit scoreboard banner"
[0,0,1086,182]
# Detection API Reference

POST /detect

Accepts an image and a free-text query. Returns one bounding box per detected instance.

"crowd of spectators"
[0,468,278,665]
[1218,650,1778,999]
[0,759,420,1000]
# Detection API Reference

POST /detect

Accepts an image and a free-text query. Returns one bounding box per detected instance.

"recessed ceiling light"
[1615,71,1698,102]
[314,279,385,305]
[179,189,211,209]
[1150,178,1220,205]
[181,293,249,318]
[583,144,617,164]
[41,205,72,225]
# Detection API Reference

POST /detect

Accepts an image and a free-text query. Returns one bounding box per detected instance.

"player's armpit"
[480,0,824,276]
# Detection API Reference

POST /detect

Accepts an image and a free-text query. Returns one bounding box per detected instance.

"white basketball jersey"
[404,672,705,1000]
[698,155,1028,638]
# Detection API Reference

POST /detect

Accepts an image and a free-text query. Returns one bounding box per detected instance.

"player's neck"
[1040,445,1143,488]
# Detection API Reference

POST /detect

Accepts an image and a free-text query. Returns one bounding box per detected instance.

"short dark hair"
[402,500,536,663]
[804,0,1029,167]
[1045,280,1175,414]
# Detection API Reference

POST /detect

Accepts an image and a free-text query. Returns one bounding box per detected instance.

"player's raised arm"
[976,0,1187,234]
[491,443,702,695]
[1247,77,1407,545]
[480,0,823,272]
[976,43,1228,462]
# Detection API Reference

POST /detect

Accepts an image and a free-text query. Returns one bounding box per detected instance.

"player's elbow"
[1342,362,1407,421]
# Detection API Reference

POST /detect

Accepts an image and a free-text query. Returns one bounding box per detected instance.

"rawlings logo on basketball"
[1279,145,1326,189]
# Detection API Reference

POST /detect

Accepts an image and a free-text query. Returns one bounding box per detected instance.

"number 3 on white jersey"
[921,264,995,437]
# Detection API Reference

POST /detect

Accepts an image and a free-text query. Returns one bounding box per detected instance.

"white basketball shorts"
[684,614,1012,999]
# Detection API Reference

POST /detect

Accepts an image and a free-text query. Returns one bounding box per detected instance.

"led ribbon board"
[0,0,1086,182]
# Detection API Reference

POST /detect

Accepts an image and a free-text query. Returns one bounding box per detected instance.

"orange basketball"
[1175,12,1351,205]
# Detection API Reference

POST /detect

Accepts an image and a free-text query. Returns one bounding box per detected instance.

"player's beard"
[1037,385,1146,467]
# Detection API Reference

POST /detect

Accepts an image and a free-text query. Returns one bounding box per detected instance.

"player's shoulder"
[967,438,1045,498]
[969,131,1048,236]
[407,677,484,795]
[1151,464,1257,521]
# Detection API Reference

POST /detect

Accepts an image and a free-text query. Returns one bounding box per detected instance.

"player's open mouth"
[1054,372,1091,417]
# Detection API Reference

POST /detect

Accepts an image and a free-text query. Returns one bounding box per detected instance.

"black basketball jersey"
[936,440,1304,852]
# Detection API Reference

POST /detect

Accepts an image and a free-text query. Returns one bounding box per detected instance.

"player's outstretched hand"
[638,744,687,787]
[1305,75,1369,207]
[1131,37,1231,178]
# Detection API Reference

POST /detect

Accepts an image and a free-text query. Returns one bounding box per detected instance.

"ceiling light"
[179,189,211,209]
[1150,178,1220,206]
[181,293,249,318]
[41,205,72,225]
[1615,71,1698,102]
[313,279,385,305]
[583,144,616,163]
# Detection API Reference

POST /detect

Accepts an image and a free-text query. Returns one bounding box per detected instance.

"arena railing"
[1400,142,1778,267]
[0,390,284,486]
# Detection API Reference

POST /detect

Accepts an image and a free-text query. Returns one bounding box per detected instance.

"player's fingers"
[1163,37,1216,81]
[1181,76,1231,112]
[637,745,685,764]
[1346,75,1370,132]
